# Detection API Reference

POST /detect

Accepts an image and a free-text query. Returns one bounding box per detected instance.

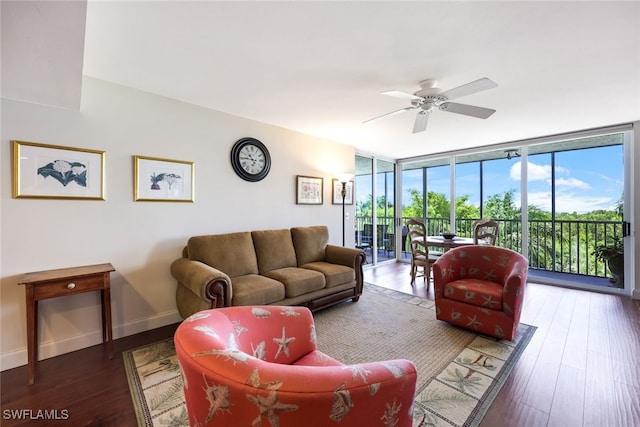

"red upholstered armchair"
[432,245,529,341]
[174,306,417,427]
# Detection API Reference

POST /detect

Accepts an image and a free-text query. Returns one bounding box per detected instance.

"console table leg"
[25,286,36,385]
[102,286,114,359]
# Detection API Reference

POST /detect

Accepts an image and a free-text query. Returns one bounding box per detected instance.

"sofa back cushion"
[187,232,258,277]
[251,229,297,274]
[291,226,328,266]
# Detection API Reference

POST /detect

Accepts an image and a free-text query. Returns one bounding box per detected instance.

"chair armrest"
[432,253,465,298]
[502,258,529,321]
[171,257,232,308]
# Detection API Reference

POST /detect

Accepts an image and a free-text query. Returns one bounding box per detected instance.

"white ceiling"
[46,1,640,159]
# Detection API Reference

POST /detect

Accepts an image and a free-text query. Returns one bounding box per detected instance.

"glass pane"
[554,144,624,282]
[355,155,373,262]
[454,160,480,238]
[527,134,625,285]
[376,159,395,262]
[527,152,553,270]
[401,166,423,257]
[425,163,450,235]
[481,153,522,250]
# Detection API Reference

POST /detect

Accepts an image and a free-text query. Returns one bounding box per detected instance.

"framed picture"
[296,175,323,205]
[12,140,106,200]
[332,179,354,205]
[134,155,194,202]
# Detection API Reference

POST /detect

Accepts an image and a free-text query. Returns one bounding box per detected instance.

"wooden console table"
[18,263,115,384]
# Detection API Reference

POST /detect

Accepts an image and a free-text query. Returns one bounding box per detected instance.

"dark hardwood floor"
[1,262,638,426]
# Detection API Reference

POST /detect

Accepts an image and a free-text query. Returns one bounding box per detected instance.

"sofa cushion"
[251,229,297,274]
[301,262,355,288]
[263,267,326,297]
[231,275,285,306]
[443,278,504,310]
[187,232,258,278]
[291,225,328,266]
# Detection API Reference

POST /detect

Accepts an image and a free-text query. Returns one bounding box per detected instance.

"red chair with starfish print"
[432,245,528,341]
[174,305,417,426]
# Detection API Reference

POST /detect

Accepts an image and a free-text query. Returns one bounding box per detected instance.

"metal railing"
[355,216,625,279]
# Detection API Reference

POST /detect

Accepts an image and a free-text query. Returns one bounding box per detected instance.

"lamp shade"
[336,173,353,183]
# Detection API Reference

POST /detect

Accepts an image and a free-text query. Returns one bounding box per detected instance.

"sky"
[359,144,624,215]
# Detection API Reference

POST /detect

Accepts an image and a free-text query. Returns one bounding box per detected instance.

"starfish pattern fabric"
[273,327,295,359]
[174,305,417,426]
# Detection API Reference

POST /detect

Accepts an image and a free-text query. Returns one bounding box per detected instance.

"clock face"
[239,144,266,174]
[231,138,271,182]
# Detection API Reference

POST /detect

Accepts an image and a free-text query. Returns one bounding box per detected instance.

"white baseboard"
[0,310,182,372]
[633,288,640,300]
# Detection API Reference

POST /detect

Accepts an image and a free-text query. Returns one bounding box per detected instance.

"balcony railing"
[355,216,625,279]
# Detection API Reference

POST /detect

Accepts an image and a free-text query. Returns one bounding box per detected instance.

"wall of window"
[395,127,632,294]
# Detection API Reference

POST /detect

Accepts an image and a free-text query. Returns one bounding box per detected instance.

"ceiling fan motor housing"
[414,79,441,97]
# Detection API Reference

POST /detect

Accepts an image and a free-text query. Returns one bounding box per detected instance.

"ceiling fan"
[363,78,498,133]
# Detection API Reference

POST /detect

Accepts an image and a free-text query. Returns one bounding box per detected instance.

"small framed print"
[12,140,106,200]
[332,179,354,205]
[134,155,194,202]
[296,175,323,205]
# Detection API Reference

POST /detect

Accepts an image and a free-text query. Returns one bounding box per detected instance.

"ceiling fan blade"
[439,102,496,119]
[439,78,497,100]
[363,106,415,124]
[381,90,423,101]
[412,111,430,133]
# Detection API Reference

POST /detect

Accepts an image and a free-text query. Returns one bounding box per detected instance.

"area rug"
[124,284,535,427]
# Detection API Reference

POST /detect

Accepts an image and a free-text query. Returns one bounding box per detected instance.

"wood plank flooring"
[1,261,638,426]
[365,262,640,427]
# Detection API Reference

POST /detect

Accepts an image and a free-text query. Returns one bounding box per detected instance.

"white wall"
[0,77,356,370]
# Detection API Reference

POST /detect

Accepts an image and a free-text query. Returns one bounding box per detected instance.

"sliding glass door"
[526,134,627,288]
[355,155,396,265]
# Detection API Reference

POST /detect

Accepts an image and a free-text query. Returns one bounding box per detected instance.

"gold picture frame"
[134,155,194,202]
[12,140,106,200]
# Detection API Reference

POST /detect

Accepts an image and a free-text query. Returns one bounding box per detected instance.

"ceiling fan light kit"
[364,77,498,133]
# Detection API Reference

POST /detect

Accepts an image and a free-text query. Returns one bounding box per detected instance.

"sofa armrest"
[171,258,232,308]
[325,245,364,267]
[325,245,366,294]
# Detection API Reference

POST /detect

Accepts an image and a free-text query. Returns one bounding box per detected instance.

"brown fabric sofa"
[171,225,366,318]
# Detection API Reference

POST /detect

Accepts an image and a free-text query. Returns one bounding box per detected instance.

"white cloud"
[511,161,589,191]
[527,190,613,213]
[554,193,614,213]
[555,177,591,189]
[510,161,554,181]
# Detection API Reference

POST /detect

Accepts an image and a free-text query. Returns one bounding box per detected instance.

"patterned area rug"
[123,284,535,427]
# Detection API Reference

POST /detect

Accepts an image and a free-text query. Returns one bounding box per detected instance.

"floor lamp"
[337,174,353,247]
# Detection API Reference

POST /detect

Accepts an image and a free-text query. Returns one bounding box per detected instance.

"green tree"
[484,189,520,219]
[427,191,450,218]
[455,195,480,219]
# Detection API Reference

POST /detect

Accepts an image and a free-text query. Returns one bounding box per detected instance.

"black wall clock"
[230,137,271,182]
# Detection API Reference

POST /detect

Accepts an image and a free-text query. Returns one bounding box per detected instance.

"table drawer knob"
[67,283,76,290]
